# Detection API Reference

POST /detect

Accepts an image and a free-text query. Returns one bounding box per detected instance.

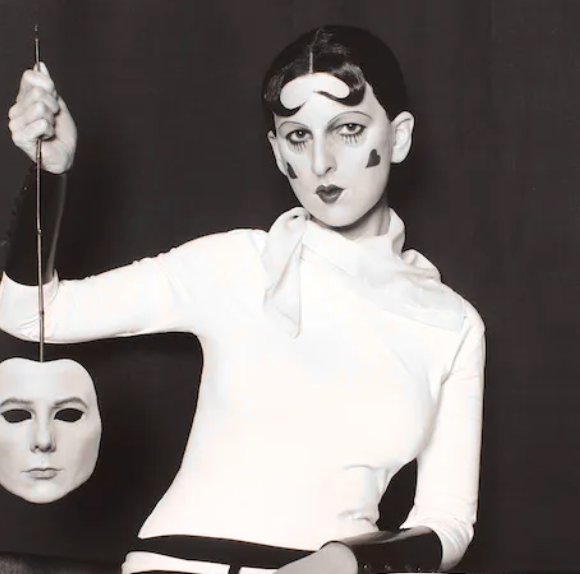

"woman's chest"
[198,267,455,467]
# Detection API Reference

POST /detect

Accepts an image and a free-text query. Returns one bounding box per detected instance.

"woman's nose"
[31,420,56,453]
[311,139,337,176]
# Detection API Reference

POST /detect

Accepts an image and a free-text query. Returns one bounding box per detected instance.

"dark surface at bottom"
[0,553,119,574]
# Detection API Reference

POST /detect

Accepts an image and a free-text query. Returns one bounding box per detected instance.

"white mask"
[0,357,101,503]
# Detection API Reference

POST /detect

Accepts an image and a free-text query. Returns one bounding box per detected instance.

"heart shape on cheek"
[286,163,298,180]
[366,149,381,168]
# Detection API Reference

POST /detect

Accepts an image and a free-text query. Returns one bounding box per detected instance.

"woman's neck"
[321,196,391,241]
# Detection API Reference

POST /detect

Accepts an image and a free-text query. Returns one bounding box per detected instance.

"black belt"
[132,535,311,574]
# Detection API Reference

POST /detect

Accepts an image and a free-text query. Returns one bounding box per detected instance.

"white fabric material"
[262,208,465,337]
[0,208,485,573]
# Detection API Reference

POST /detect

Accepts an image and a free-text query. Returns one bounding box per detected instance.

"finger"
[8,101,20,121]
[21,87,59,113]
[57,95,71,115]
[12,118,55,148]
[37,61,52,78]
[17,68,57,102]
[9,102,57,136]
[9,88,60,120]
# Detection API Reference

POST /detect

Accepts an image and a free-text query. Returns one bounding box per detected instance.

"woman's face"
[268,73,413,236]
[0,358,101,504]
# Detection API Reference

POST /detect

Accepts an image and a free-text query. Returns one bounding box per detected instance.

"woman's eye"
[2,409,32,423]
[287,130,311,145]
[337,123,365,139]
[55,408,84,423]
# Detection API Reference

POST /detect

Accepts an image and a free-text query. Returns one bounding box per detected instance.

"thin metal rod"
[36,143,44,362]
[34,24,45,362]
[34,25,40,69]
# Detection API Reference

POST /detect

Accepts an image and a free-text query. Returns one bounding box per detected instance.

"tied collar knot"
[261,208,465,337]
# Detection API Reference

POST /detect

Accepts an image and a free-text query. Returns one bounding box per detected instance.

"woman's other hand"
[275,544,358,574]
[8,62,77,174]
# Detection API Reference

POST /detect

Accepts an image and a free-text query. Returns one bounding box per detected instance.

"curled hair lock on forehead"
[262,25,409,122]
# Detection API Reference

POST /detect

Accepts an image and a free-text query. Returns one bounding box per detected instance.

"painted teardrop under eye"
[2,409,32,423]
[54,408,84,423]
[286,162,298,179]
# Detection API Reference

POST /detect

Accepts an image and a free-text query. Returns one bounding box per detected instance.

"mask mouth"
[316,185,344,204]
[26,468,60,480]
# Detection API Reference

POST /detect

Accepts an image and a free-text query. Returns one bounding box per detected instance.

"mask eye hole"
[55,408,84,423]
[2,409,32,423]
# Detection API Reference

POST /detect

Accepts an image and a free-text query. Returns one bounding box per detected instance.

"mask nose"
[31,418,56,453]
[311,139,337,177]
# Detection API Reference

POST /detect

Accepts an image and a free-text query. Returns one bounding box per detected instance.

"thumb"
[36,61,52,78]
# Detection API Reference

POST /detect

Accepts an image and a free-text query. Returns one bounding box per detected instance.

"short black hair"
[262,25,409,123]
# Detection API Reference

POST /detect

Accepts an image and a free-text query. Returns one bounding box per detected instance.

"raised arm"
[9,62,77,175]
[5,62,76,286]
[0,64,238,344]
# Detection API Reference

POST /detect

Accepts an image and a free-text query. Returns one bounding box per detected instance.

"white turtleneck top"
[0,208,485,573]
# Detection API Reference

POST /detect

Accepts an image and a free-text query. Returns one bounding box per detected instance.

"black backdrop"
[0,1,579,573]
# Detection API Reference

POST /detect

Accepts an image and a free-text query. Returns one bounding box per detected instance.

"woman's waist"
[122,535,311,574]
[137,496,379,558]
[141,478,380,545]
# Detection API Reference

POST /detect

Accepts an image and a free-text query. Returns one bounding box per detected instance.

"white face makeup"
[0,358,101,504]
[269,73,414,239]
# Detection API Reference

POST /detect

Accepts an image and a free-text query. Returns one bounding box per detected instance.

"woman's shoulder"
[170,227,269,256]
[436,280,485,338]
[154,228,270,280]
[461,296,485,334]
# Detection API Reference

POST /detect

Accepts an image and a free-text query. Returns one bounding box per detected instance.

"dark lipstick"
[316,185,344,204]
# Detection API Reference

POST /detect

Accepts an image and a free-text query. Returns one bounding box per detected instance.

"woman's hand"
[8,62,77,174]
[275,544,358,574]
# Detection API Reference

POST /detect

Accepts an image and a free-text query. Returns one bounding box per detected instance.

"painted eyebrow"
[278,111,373,131]
[328,111,373,128]
[277,120,308,131]
[0,397,89,409]
[53,397,89,410]
[0,398,33,409]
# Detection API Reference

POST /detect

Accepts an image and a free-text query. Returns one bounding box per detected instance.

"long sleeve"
[4,166,66,285]
[0,229,254,344]
[331,301,486,573]
[401,302,485,569]
[0,168,260,344]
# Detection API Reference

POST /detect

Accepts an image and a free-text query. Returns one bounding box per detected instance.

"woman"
[0,26,485,574]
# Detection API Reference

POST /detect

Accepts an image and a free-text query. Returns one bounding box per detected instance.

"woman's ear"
[268,130,289,176]
[390,111,414,164]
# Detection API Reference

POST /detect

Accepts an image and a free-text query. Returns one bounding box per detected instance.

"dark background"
[0,1,578,573]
